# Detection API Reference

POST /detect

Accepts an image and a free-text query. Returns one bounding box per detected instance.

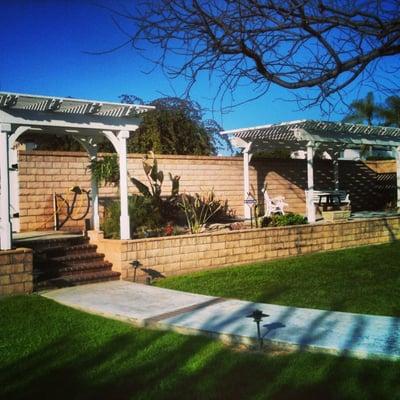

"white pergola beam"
[0,109,140,132]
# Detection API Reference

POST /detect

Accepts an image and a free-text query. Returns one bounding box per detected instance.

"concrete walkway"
[42,281,400,360]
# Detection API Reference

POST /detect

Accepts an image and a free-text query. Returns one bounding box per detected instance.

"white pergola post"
[333,150,340,191]
[396,146,400,209]
[9,145,20,232]
[8,126,36,233]
[73,137,100,231]
[243,143,252,219]
[0,124,12,250]
[118,130,130,239]
[306,143,316,223]
[90,152,100,231]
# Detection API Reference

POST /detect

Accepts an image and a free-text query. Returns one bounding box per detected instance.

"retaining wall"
[0,248,33,295]
[90,216,400,282]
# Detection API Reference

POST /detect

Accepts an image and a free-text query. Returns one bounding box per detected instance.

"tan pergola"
[0,92,154,250]
[222,120,400,222]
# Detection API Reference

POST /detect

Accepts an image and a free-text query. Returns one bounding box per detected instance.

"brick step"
[50,252,106,265]
[22,236,88,252]
[36,261,113,279]
[38,243,98,258]
[27,234,118,291]
[36,270,121,290]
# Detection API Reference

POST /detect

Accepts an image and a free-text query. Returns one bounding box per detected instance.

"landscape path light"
[246,309,269,350]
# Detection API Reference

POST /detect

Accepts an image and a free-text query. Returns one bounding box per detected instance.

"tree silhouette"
[114,0,400,110]
[378,96,400,127]
[343,92,380,126]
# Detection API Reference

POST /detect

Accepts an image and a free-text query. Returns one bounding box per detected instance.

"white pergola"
[0,92,154,250]
[222,120,400,222]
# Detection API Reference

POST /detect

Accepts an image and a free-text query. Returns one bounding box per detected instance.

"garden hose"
[36,186,91,230]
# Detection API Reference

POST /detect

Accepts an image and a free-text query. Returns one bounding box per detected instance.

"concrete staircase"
[23,235,120,290]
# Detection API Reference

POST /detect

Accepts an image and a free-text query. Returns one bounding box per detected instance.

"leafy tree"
[343,92,400,160]
[120,95,231,155]
[378,95,400,127]
[343,92,380,126]
[23,95,230,155]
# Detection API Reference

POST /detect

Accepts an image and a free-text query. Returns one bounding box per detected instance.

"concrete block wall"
[91,216,400,282]
[18,151,246,231]
[0,248,33,295]
[17,151,396,232]
[18,151,91,232]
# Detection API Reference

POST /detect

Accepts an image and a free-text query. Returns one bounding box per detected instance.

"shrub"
[261,213,307,227]
[87,154,119,186]
[102,195,163,239]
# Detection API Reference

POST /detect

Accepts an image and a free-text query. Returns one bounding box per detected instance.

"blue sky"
[0,0,397,133]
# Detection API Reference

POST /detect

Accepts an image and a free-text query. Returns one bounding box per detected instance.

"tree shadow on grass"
[1,296,400,400]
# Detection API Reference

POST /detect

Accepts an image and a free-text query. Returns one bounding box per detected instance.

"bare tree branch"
[112,0,400,110]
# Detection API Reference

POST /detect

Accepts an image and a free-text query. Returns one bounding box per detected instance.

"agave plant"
[178,189,223,234]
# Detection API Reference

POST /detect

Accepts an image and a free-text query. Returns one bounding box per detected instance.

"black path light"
[246,309,269,350]
[130,260,141,282]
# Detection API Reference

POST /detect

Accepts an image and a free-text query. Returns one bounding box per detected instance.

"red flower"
[164,224,174,236]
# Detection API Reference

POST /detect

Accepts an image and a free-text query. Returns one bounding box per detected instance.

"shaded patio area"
[222,120,400,222]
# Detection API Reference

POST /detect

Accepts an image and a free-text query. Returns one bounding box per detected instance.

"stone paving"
[42,280,400,360]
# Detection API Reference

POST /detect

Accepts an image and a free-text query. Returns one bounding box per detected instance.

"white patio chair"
[262,188,288,217]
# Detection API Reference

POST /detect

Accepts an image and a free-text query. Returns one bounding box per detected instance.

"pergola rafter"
[0,92,154,250]
[222,120,400,222]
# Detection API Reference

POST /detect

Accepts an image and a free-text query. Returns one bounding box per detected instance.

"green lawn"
[157,242,400,317]
[1,295,400,400]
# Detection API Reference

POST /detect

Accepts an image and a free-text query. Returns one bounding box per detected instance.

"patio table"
[318,193,342,211]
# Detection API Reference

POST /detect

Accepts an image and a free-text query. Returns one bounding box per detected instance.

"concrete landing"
[42,281,400,360]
